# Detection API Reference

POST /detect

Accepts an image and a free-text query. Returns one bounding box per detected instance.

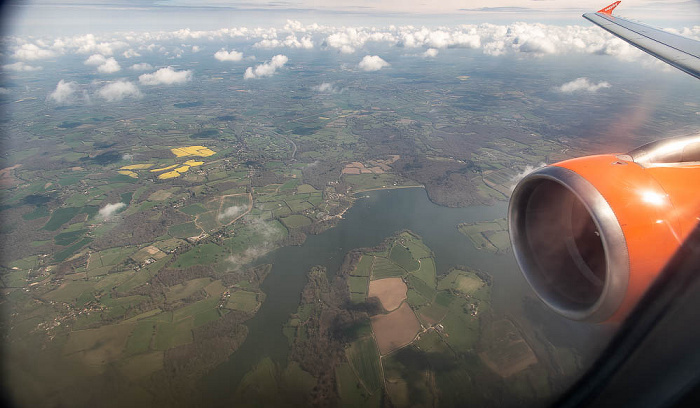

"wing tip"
[598,1,621,15]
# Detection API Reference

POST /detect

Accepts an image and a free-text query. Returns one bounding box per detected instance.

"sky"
[3,0,698,37]
[1,0,698,104]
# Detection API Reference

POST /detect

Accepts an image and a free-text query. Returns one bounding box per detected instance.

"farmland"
[0,21,655,405]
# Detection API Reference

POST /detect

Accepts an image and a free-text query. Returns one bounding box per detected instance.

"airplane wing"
[583,1,700,79]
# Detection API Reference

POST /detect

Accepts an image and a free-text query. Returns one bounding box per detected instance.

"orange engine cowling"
[508,135,700,322]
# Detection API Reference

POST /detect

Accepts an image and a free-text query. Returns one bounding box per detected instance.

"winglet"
[598,1,621,15]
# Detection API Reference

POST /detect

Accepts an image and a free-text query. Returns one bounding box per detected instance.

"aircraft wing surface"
[583,2,700,79]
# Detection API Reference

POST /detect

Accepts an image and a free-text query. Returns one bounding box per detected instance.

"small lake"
[204,187,609,403]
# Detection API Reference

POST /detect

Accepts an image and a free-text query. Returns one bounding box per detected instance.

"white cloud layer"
[3,62,42,72]
[12,43,55,60]
[139,67,192,85]
[48,80,78,104]
[254,35,313,49]
[244,54,288,79]
[358,55,389,71]
[97,80,142,101]
[214,48,243,61]
[5,21,666,65]
[558,77,611,93]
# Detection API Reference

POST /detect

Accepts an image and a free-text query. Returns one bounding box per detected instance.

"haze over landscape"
[1,1,699,407]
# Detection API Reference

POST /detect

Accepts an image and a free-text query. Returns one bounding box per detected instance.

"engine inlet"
[509,166,630,322]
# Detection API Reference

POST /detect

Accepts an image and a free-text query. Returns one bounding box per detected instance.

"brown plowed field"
[371,303,421,355]
[368,277,407,311]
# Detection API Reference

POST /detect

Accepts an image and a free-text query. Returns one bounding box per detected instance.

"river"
[204,187,609,403]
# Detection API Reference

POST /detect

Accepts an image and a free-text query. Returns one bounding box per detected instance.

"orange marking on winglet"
[598,1,621,15]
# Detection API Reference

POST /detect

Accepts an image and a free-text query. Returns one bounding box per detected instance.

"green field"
[438,268,485,294]
[152,317,194,350]
[168,222,202,238]
[173,297,220,322]
[297,184,317,193]
[418,303,448,324]
[43,207,81,231]
[390,244,419,271]
[226,290,259,313]
[371,256,405,280]
[179,203,208,215]
[347,276,368,294]
[280,214,312,229]
[346,337,383,393]
[407,274,436,302]
[54,229,87,246]
[171,243,224,268]
[42,281,95,303]
[335,363,382,408]
[458,218,511,253]
[410,257,436,287]
[351,255,373,277]
[440,306,479,353]
[64,323,136,366]
[406,288,428,307]
[405,239,431,259]
[165,277,212,302]
[126,321,155,355]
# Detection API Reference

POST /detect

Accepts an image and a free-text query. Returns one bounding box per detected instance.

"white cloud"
[84,54,107,65]
[558,77,611,93]
[98,202,126,220]
[217,205,247,221]
[226,245,271,269]
[123,49,140,58]
[254,35,314,49]
[97,80,142,102]
[423,48,439,58]
[244,54,288,79]
[139,66,192,85]
[129,62,153,71]
[12,43,55,60]
[97,57,121,73]
[3,62,42,72]
[510,163,546,191]
[191,45,201,53]
[0,87,10,95]
[358,55,389,71]
[85,54,121,73]
[313,82,343,94]
[71,34,127,56]
[214,48,243,61]
[48,80,78,104]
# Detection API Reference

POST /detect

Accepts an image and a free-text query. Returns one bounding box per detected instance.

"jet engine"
[509,135,700,322]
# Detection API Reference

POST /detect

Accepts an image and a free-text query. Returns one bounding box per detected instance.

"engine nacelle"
[509,135,700,322]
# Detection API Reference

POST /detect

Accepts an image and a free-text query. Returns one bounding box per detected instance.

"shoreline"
[354,184,425,194]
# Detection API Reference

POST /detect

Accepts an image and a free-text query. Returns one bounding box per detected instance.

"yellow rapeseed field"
[119,164,154,170]
[170,146,215,158]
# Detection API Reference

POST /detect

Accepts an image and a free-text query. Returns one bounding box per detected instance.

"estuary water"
[204,187,606,402]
